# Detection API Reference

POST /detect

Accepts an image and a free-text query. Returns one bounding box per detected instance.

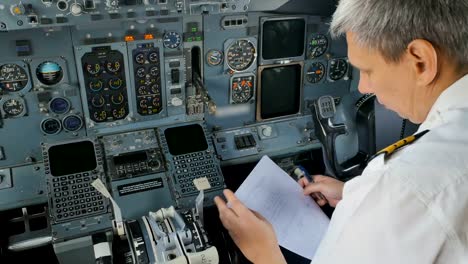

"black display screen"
[113,152,147,165]
[260,64,302,119]
[48,141,97,176]
[164,124,208,156]
[262,18,306,60]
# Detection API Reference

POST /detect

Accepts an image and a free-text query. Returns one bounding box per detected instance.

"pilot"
[214,0,468,263]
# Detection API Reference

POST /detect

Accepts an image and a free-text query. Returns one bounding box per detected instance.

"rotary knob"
[70,3,83,16]
[261,126,273,137]
[171,97,183,106]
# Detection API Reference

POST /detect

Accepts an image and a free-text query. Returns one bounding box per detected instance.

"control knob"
[261,126,273,137]
[70,3,84,16]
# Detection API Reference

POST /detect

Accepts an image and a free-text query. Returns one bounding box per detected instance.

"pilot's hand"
[214,189,286,264]
[298,175,344,207]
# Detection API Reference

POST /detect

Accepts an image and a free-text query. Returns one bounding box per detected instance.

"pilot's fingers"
[303,182,325,196]
[312,175,330,182]
[214,196,238,229]
[223,189,250,216]
[251,210,267,221]
[298,177,309,187]
[316,198,327,206]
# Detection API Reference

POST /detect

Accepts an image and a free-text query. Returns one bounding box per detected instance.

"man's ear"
[406,39,438,86]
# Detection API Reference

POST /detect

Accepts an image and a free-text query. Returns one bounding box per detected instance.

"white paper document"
[235,156,330,260]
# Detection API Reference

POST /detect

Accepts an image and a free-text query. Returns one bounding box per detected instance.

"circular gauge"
[206,49,223,66]
[306,62,326,83]
[2,98,25,117]
[163,31,182,49]
[308,34,328,59]
[149,66,159,77]
[111,93,124,105]
[139,99,148,109]
[109,78,123,90]
[137,86,148,96]
[112,108,126,119]
[136,67,146,78]
[85,63,101,75]
[231,75,254,104]
[226,40,256,72]
[106,61,121,73]
[88,79,103,92]
[91,95,105,108]
[93,110,107,122]
[62,115,83,132]
[0,64,29,92]
[36,61,63,86]
[41,118,62,135]
[329,59,349,81]
[135,53,145,65]
[150,84,160,94]
[148,52,159,63]
[49,97,70,114]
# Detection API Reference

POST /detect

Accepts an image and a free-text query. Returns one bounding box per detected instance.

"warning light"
[144,34,154,40]
[125,35,135,42]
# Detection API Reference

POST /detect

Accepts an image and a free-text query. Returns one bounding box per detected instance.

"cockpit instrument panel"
[225,39,257,72]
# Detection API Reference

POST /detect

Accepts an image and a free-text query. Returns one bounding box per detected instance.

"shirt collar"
[418,74,468,132]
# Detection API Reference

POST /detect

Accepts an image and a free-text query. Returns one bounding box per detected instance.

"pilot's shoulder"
[385,124,468,200]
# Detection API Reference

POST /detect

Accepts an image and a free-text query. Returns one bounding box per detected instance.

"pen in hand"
[293,166,327,202]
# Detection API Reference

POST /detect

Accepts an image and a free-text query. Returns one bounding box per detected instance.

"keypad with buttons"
[50,172,107,223]
[172,151,223,196]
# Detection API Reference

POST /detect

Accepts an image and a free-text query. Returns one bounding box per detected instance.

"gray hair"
[330,0,468,70]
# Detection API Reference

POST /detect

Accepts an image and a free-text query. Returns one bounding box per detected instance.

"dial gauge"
[306,62,326,83]
[328,59,349,81]
[163,31,182,49]
[49,97,70,114]
[226,40,256,72]
[106,60,121,73]
[36,61,63,86]
[148,52,159,63]
[40,118,62,135]
[85,63,101,75]
[149,66,159,77]
[230,75,255,104]
[0,64,29,92]
[2,98,25,117]
[206,49,223,66]
[62,115,83,132]
[135,53,145,65]
[308,34,328,59]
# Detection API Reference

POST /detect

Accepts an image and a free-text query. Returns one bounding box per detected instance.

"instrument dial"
[93,110,107,122]
[109,78,123,90]
[138,86,148,96]
[150,84,160,94]
[135,53,145,65]
[136,67,146,78]
[62,115,83,132]
[85,63,101,75]
[88,79,103,92]
[328,59,349,81]
[163,31,182,49]
[149,66,159,77]
[36,61,63,86]
[308,34,328,59]
[148,52,159,63]
[49,97,71,114]
[306,62,326,83]
[112,108,126,119]
[111,93,124,105]
[231,75,254,104]
[91,95,105,108]
[0,64,29,92]
[2,98,25,117]
[106,60,121,73]
[206,49,223,66]
[226,40,256,72]
[41,118,62,135]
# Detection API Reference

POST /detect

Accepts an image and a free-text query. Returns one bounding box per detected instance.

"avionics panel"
[164,124,208,156]
[42,139,111,236]
[259,17,306,64]
[256,63,303,121]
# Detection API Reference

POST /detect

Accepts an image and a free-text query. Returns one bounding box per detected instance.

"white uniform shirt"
[311,74,468,264]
